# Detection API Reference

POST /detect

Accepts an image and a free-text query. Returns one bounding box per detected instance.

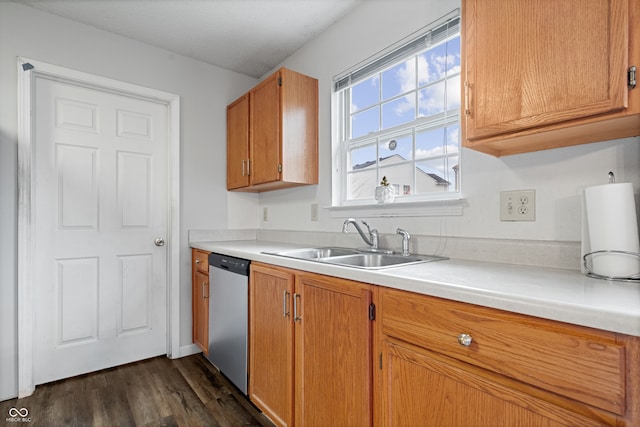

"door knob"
[154,238,165,246]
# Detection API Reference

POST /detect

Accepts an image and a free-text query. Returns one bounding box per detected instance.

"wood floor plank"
[119,359,173,425]
[89,386,138,427]
[143,414,180,427]
[149,363,220,427]
[1,355,274,427]
[175,355,272,427]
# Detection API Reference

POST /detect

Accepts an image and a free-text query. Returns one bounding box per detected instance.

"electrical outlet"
[263,207,268,222]
[310,203,319,221]
[500,190,535,221]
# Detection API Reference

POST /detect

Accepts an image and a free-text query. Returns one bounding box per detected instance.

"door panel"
[56,257,99,345]
[250,73,280,185]
[464,0,628,141]
[34,77,168,385]
[117,254,153,334]
[226,94,250,189]
[117,152,152,228]
[295,274,373,427]
[56,144,98,229]
[249,264,294,427]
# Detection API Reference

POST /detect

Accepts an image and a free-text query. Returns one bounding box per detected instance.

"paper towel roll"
[584,182,640,278]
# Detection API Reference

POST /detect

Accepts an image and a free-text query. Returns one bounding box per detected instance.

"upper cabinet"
[462,0,640,156]
[227,67,318,192]
[227,94,250,190]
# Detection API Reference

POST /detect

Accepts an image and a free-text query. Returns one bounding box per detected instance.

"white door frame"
[17,57,181,398]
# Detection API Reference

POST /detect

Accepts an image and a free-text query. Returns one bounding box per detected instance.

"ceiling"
[10,0,363,78]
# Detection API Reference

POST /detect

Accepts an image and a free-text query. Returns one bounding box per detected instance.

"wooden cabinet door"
[463,0,631,148]
[192,270,209,354]
[250,72,281,185]
[249,263,295,427]
[294,273,373,427]
[381,340,605,427]
[227,94,250,190]
[279,68,318,186]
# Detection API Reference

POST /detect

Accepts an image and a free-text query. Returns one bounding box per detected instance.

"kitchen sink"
[324,253,440,269]
[266,247,362,260]
[264,247,446,269]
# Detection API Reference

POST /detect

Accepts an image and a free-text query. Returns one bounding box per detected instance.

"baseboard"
[175,343,202,359]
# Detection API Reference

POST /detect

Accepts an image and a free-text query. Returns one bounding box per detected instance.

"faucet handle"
[361,220,379,247]
[369,228,379,249]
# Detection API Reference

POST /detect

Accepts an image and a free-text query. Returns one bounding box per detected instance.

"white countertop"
[191,240,640,337]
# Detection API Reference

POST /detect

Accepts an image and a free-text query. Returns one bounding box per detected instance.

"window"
[332,12,461,207]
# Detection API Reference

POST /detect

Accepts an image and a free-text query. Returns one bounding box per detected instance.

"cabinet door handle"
[293,293,301,322]
[283,290,290,318]
[457,333,472,347]
[195,259,201,264]
[464,80,472,116]
[203,282,208,299]
[242,160,246,177]
[247,159,251,176]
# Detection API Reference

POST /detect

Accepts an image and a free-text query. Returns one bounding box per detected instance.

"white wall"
[0,2,257,400]
[258,0,640,243]
[2,0,639,402]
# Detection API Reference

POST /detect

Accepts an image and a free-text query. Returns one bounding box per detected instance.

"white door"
[33,76,168,385]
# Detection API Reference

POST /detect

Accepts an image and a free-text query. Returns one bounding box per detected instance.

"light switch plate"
[500,190,535,221]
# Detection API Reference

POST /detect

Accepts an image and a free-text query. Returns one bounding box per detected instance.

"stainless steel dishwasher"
[207,252,250,394]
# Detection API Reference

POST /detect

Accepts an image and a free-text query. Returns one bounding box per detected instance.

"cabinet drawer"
[380,287,625,415]
[192,249,209,274]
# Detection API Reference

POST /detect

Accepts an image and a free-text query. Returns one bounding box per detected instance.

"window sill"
[327,197,465,218]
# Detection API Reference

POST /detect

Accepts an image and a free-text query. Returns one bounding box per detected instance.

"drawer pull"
[457,333,473,347]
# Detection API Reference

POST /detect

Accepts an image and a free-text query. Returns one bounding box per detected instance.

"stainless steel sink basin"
[266,247,361,260]
[264,247,446,269]
[326,253,445,269]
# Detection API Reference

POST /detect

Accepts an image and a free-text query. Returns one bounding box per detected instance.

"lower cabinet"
[249,262,373,427]
[380,341,605,426]
[249,263,294,427]
[191,249,209,354]
[376,286,640,426]
[247,263,639,426]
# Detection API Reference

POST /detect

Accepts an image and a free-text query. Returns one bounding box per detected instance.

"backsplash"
[190,229,581,270]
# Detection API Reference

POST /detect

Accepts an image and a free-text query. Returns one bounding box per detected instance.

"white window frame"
[330,10,464,217]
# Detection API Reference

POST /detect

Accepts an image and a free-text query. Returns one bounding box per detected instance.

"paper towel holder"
[583,249,640,282]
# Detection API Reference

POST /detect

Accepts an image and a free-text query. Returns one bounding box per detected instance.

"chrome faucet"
[396,228,411,256]
[342,218,379,249]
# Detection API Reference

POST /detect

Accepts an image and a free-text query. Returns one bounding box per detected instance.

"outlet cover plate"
[500,190,535,221]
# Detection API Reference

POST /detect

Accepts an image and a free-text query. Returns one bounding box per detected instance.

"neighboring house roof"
[426,172,450,185]
[353,154,453,186]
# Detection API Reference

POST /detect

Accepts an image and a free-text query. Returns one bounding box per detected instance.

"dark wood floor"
[1,354,275,427]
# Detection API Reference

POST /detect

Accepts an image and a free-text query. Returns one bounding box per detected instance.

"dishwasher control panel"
[208,253,250,276]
